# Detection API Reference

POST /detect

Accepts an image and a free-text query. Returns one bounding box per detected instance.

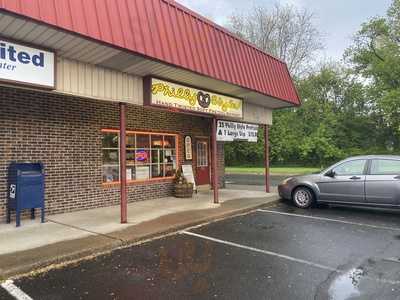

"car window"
[333,160,367,176]
[370,159,400,175]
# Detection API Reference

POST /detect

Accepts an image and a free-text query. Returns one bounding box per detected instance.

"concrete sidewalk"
[0,189,279,279]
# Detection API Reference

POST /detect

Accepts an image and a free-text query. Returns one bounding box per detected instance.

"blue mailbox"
[7,162,45,227]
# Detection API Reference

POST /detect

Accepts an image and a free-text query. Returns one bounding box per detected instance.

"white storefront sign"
[149,78,243,118]
[216,120,259,142]
[0,39,55,88]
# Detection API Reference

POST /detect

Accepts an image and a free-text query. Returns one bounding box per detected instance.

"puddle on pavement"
[316,258,400,300]
[327,268,365,300]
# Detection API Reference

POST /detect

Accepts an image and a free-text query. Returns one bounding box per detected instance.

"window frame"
[101,132,121,183]
[196,141,209,167]
[101,129,179,185]
[369,159,400,176]
[329,159,368,176]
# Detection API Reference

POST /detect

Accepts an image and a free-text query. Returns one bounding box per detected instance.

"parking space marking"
[182,231,400,285]
[181,230,337,272]
[1,280,33,300]
[257,209,400,232]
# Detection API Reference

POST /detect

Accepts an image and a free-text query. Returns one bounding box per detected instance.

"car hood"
[292,174,322,182]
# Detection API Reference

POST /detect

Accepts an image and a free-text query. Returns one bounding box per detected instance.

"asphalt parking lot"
[2,201,400,300]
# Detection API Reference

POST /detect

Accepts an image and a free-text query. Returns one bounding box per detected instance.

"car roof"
[320,155,400,173]
[344,155,400,160]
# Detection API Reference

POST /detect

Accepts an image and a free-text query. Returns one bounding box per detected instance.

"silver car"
[278,155,400,209]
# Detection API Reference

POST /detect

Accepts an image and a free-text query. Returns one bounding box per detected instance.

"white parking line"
[181,231,400,285]
[257,209,400,232]
[181,230,337,272]
[1,280,33,300]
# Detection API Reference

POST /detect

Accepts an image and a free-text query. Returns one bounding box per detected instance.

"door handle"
[394,175,400,180]
[350,176,361,180]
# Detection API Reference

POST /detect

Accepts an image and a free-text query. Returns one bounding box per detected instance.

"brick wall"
[0,86,225,220]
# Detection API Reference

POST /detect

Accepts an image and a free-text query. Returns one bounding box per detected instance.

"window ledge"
[102,177,175,187]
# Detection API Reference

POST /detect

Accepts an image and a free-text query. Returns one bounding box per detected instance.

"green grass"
[225,166,321,175]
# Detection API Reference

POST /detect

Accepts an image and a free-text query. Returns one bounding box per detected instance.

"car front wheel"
[292,187,315,208]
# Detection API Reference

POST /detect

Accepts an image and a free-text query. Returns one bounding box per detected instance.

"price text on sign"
[216,120,259,142]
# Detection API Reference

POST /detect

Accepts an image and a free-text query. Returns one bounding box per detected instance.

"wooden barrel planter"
[174,183,194,198]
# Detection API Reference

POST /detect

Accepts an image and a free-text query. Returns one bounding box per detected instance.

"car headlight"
[281,177,293,185]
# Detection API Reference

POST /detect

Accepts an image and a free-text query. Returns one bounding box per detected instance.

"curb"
[120,196,280,245]
[1,197,280,280]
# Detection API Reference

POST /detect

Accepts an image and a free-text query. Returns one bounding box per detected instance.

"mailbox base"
[7,207,45,227]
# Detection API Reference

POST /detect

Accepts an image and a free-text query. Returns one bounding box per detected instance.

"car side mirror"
[325,170,336,178]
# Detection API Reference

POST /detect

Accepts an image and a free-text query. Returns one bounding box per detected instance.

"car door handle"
[394,175,400,180]
[350,176,361,180]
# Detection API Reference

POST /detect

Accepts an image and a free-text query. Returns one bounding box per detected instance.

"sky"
[177,0,392,61]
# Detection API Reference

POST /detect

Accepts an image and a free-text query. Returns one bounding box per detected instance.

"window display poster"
[182,164,196,191]
[136,166,150,180]
[126,168,132,181]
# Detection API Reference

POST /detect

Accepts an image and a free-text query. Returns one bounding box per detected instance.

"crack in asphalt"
[46,219,126,243]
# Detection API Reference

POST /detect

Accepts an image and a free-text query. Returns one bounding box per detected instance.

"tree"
[225,129,265,166]
[277,64,345,167]
[269,63,384,167]
[345,0,400,148]
[228,4,324,77]
[225,1,400,168]
[299,124,343,168]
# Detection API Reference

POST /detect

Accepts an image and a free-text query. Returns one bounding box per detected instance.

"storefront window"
[102,132,120,183]
[101,131,178,183]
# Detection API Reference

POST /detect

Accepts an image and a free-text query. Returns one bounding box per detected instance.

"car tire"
[292,187,315,209]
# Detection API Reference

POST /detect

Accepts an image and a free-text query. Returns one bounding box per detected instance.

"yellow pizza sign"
[150,78,243,118]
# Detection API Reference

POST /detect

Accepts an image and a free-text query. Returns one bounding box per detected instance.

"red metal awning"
[0,0,301,106]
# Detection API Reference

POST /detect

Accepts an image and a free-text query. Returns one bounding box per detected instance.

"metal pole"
[120,102,127,223]
[264,124,270,193]
[211,118,219,204]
